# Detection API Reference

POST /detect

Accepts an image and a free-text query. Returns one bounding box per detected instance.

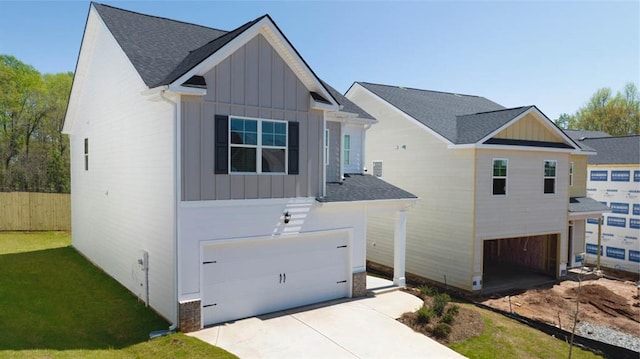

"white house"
[567,133,639,274]
[346,82,609,293]
[62,4,416,332]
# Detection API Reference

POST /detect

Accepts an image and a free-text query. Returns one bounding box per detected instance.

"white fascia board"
[167,84,207,96]
[325,111,376,125]
[450,143,579,154]
[476,107,582,151]
[317,197,418,212]
[179,197,317,209]
[170,17,337,108]
[568,210,611,220]
[310,98,339,112]
[347,83,454,146]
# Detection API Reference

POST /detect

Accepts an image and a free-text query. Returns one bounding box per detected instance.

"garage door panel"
[202,231,350,326]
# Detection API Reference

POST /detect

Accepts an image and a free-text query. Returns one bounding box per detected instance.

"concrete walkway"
[189,288,466,359]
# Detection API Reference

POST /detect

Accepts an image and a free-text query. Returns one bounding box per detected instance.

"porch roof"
[568,197,610,214]
[317,174,417,203]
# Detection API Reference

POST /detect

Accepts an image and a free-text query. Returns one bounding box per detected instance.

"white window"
[569,161,574,187]
[372,160,383,178]
[544,160,557,194]
[343,134,351,165]
[492,159,507,195]
[84,138,89,171]
[230,117,287,173]
[324,129,330,166]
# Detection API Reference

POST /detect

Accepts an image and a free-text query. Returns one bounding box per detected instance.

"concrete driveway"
[189,289,466,359]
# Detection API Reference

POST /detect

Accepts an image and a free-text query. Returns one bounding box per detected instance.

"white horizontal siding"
[177,199,367,299]
[67,8,176,322]
[348,86,475,291]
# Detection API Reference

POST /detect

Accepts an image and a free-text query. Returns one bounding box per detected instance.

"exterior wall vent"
[372,160,383,178]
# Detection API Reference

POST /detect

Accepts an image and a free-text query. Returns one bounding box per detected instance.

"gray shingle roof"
[322,81,374,120]
[455,106,532,143]
[93,3,229,88]
[569,197,610,214]
[93,3,356,113]
[159,16,266,86]
[580,136,640,164]
[562,129,610,152]
[317,174,417,203]
[357,82,506,144]
[564,129,612,140]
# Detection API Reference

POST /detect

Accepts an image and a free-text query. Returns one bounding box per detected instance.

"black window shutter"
[214,115,228,174]
[288,122,299,175]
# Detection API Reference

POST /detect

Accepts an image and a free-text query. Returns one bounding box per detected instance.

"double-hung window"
[569,161,574,187]
[343,134,351,165]
[229,117,287,173]
[492,159,507,195]
[544,160,557,194]
[84,138,89,171]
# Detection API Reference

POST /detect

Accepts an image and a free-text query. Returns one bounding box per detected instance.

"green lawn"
[449,303,602,359]
[0,231,237,358]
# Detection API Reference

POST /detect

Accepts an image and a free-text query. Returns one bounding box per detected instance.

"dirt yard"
[481,276,640,336]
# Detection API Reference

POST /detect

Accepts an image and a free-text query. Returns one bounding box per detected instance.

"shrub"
[433,293,451,316]
[446,304,460,316]
[441,312,455,324]
[417,285,436,297]
[432,323,452,339]
[417,306,435,324]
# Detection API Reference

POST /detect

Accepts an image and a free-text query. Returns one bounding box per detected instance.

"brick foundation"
[352,271,367,297]
[178,299,201,333]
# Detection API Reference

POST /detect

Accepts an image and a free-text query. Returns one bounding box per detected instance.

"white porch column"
[393,210,407,287]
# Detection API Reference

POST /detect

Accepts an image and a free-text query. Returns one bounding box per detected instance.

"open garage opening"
[482,234,559,294]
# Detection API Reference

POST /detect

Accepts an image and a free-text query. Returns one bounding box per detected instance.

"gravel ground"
[576,321,640,353]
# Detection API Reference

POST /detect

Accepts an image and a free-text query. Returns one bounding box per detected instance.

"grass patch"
[449,303,602,359]
[0,231,236,358]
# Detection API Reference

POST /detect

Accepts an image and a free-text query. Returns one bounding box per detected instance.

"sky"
[0,0,638,120]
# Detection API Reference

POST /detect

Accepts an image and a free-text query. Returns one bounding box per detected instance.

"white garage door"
[202,231,350,326]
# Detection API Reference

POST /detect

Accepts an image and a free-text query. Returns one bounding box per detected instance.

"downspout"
[322,113,327,197]
[340,119,346,181]
[159,89,179,332]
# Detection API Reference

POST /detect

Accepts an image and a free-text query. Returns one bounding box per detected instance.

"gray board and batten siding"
[181,34,324,201]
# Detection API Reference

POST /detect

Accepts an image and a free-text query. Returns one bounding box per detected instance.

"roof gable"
[92,3,337,106]
[477,106,581,150]
[455,106,532,144]
[492,110,564,143]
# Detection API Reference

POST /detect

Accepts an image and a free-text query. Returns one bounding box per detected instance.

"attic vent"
[310,92,331,104]
[182,75,207,89]
[372,160,383,178]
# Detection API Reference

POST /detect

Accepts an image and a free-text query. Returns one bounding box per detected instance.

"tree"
[555,113,576,130]
[556,83,640,135]
[0,55,72,192]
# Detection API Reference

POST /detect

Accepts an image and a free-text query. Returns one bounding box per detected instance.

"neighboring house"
[569,133,639,273]
[346,82,609,293]
[62,4,416,332]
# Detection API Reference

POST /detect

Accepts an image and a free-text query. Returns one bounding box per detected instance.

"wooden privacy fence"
[0,192,70,231]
